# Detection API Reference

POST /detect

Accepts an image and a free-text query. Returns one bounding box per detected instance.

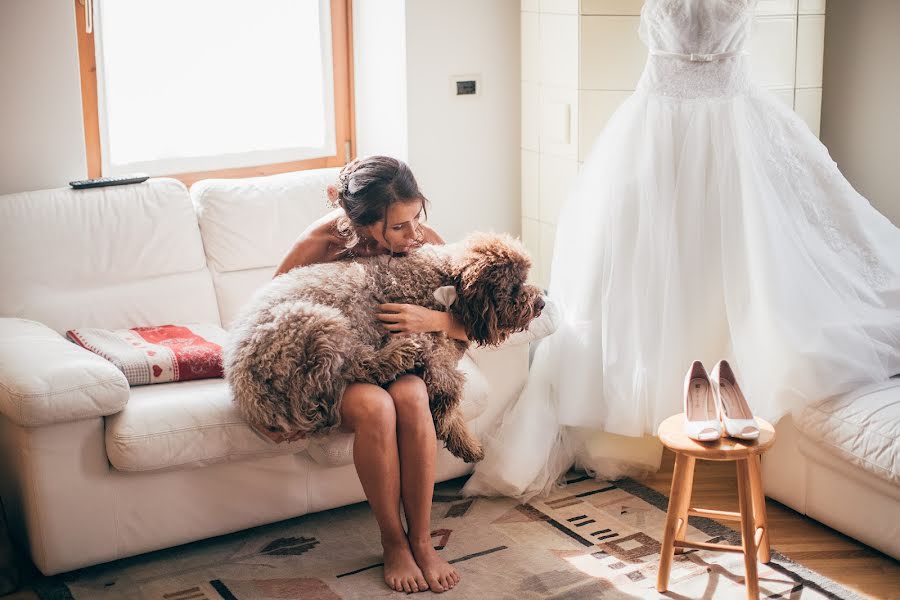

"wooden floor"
[2,448,899,599]
[636,448,900,600]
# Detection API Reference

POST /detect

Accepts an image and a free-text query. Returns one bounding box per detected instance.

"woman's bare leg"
[339,383,428,593]
[387,375,461,593]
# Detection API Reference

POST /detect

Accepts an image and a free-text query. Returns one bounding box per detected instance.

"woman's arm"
[378,304,469,342]
[433,311,469,342]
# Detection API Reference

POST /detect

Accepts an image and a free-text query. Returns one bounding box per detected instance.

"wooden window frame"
[74,0,355,187]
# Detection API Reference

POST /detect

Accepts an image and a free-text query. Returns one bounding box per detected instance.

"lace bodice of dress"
[639,0,756,55]
[636,0,759,99]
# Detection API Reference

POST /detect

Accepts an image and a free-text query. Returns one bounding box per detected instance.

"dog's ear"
[452,233,532,346]
[452,274,500,346]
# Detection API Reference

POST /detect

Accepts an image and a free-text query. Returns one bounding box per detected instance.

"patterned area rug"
[34,473,863,599]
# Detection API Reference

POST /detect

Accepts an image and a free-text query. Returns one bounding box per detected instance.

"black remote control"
[69,174,150,189]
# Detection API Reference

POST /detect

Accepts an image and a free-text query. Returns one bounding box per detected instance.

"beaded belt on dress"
[649,49,749,62]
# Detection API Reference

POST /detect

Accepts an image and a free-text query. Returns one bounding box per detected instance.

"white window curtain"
[93,0,336,176]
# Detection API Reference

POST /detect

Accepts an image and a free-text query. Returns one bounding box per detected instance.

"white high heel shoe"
[710,359,760,440]
[683,360,722,442]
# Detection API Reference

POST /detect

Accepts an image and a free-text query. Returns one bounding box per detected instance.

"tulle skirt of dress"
[463,78,900,501]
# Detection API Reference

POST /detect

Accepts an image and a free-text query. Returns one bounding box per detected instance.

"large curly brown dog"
[224,232,544,463]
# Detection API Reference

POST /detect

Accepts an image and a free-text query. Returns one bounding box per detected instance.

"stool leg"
[747,453,771,563]
[735,459,759,599]
[657,452,692,592]
[673,455,695,554]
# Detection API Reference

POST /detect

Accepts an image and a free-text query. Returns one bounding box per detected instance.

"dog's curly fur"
[224,232,544,463]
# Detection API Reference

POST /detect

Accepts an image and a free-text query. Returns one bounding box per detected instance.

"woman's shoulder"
[294,208,346,249]
[306,208,345,237]
[420,223,445,245]
[275,210,347,274]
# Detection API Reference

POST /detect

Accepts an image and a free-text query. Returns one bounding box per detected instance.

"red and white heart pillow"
[66,323,228,386]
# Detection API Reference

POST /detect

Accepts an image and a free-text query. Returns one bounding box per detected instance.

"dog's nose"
[534,296,545,313]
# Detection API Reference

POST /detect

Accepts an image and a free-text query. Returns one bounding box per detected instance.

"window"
[75,0,354,185]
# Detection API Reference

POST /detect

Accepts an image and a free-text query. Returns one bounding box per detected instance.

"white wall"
[352,0,408,161]
[820,0,900,226]
[404,0,521,243]
[354,0,521,243]
[0,0,87,195]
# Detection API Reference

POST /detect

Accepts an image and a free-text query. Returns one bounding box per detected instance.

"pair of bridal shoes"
[682,360,760,442]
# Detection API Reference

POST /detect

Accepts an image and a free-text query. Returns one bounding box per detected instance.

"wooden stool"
[656,413,776,599]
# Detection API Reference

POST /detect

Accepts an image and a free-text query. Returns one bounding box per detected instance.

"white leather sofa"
[0,169,559,576]
[762,378,900,559]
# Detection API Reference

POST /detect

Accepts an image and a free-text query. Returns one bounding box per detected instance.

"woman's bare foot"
[383,536,429,593]
[409,538,460,593]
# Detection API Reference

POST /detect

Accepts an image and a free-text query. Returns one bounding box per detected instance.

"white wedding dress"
[463,0,900,500]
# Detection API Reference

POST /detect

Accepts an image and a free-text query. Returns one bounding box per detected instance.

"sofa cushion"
[306,353,490,467]
[191,169,339,328]
[0,319,129,427]
[794,378,900,485]
[0,178,220,333]
[105,378,309,472]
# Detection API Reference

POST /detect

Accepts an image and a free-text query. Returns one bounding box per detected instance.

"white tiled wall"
[580,0,643,15]
[578,90,631,160]
[580,16,647,90]
[750,16,798,88]
[522,149,540,219]
[540,13,579,87]
[539,154,578,225]
[756,0,798,16]
[795,87,823,136]
[521,0,826,288]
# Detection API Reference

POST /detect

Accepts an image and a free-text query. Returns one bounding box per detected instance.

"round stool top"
[657,413,776,460]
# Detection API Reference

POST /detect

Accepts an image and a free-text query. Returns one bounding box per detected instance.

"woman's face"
[366,200,424,253]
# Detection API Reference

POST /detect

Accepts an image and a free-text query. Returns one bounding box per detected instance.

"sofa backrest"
[0,179,221,333]
[190,168,340,329]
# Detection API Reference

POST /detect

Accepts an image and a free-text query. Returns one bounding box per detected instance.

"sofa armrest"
[0,319,129,427]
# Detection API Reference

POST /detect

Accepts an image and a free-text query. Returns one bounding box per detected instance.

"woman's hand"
[377,303,469,341]
[377,303,445,335]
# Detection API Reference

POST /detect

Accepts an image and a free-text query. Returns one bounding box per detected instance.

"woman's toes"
[415,574,428,592]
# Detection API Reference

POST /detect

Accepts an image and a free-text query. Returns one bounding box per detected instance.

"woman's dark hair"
[329,155,429,251]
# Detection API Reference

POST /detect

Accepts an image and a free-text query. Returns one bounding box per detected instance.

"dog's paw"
[455,442,485,464]
[384,337,424,371]
[443,436,485,463]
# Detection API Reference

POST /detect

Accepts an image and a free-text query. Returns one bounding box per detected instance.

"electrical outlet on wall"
[451,74,482,97]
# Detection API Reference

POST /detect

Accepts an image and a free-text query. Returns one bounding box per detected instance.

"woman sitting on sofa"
[264,155,464,594]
